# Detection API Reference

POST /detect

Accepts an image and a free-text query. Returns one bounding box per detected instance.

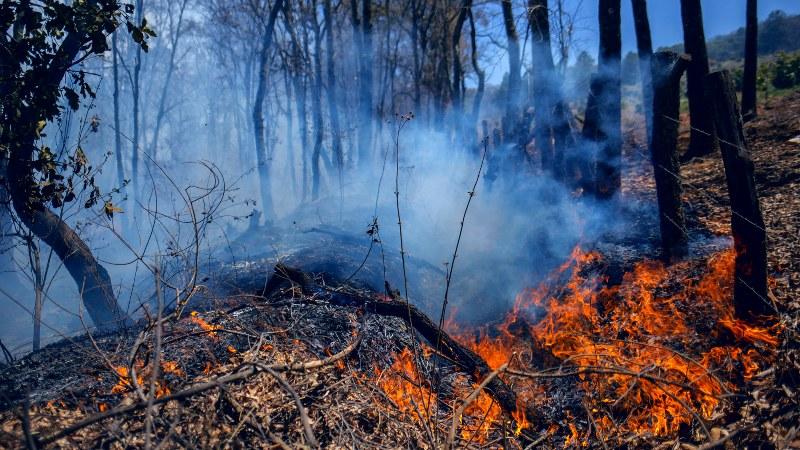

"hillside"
[661,10,800,62]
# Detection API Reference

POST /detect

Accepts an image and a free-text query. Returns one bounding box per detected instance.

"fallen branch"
[265,264,533,430]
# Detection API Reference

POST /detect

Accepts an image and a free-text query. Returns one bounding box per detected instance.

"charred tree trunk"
[528,0,570,180]
[651,52,690,260]
[631,0,654,139]
[594,0,622,199]
[577,75,603,193]
[529,0,555,173]
[680,0,718,159]
[323,0,344,193]
[252,0,285,221]
[741,0,758,122]
[706,70,771,320]
[501,0,523,148]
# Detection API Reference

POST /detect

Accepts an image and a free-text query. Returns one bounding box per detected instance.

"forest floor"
[0,90,799,449]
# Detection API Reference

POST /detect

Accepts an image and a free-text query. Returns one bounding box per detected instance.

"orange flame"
[190,311,222,339]
[448,246,777,440]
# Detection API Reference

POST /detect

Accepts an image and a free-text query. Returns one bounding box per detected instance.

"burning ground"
[1,94,800,448]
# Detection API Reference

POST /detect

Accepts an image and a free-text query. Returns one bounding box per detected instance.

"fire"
[373,347,507,444]
[111,366,144,394]
[190,311,222,339]
[373,348,434,423]
[161,360,185,377]
[110,363,175,398]
[447,245,777,441]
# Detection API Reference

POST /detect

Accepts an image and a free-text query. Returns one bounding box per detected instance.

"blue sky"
[482,0,800,84]
[622,0,800,54]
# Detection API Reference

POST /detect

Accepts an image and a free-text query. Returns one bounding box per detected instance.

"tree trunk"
[323,0,344,194]
[9,142,131,332]
[501,0,522,146]
[131,0,144,230]
[150,0,189,162]
[468,6,485,152]
[706,70,771,320]
[594,0,622,199]
[528,0,570,180]
[680,0,719,159]
[111,31,127,233]
[529,0,555,173]
[451,0,470,146]
[741,0,758,122]
[2,0,131,333]
[311,5,325,200]
[282,2,311,201]
[631,0,654,140]
[353,0,374,168]
[650,52,690,260]
[27,238,44,351]
[252,0,285,222]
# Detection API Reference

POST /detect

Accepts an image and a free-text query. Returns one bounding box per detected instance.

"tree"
[323,0,344,193]
[252,0,285,222]
[451,0,471,146]
[594,0,622,199]
[680,0,719,158]
[0,0,153,331]
[528,0,570,179]
[467,4,486,150]
[500,0,522,146]
[631,0,654,138]
[351,0,374,168]
[150,0,190,160]
[742,0,758,121]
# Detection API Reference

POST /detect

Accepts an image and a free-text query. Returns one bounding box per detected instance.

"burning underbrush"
[0,244,795,449]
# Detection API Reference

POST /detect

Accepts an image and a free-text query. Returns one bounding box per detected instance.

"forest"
[1,0,799,448]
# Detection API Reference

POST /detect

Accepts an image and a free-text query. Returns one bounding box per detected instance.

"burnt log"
[706,70,772,319]
[266,264,533,428]
[650,51,690,260]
